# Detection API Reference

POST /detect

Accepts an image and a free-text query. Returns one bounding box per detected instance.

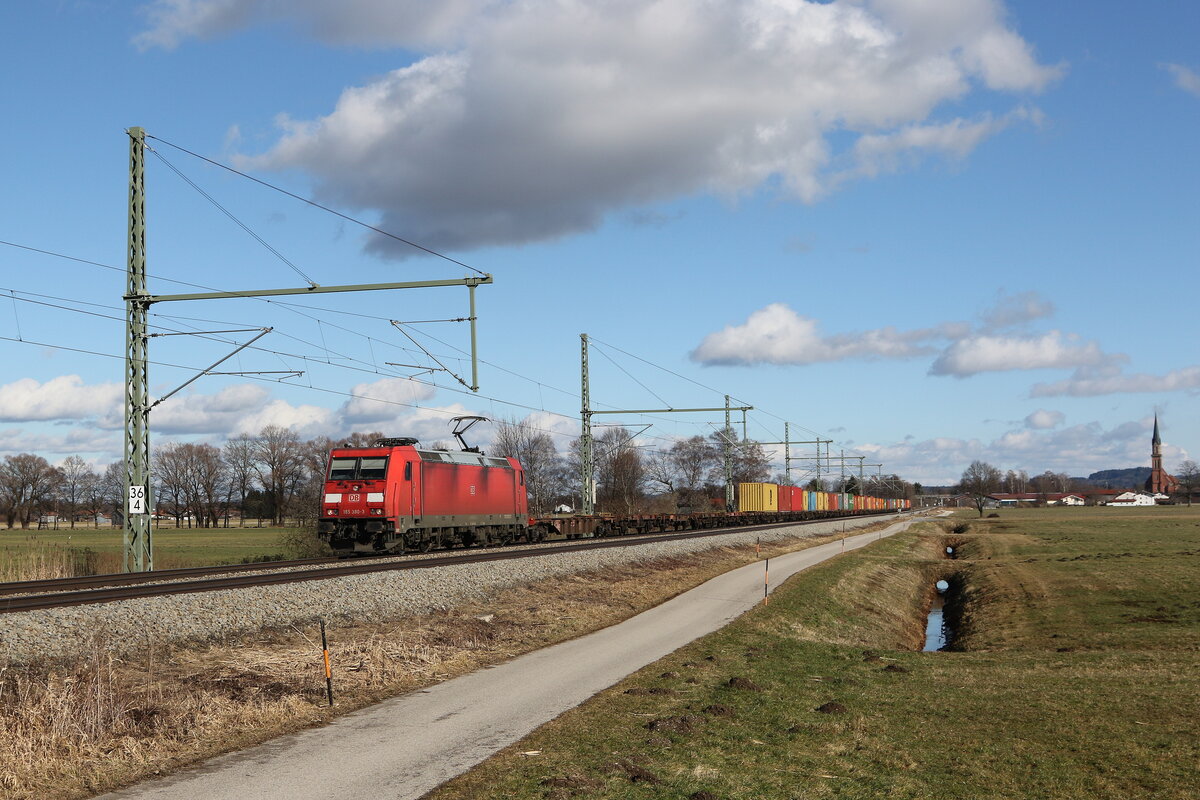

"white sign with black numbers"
[128,485,148,515]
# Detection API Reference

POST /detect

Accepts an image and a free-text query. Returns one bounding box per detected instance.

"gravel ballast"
[1,516,900,665]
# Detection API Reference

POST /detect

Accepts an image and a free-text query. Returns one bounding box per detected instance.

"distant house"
[1107,492,1160,506]
[1082,488,1124,504]
[989,492,1085,507]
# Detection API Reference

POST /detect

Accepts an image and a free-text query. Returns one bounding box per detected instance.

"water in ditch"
[923,579,952,651]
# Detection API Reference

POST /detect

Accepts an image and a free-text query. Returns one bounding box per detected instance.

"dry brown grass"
[0,522,897,800]
[0,543,197,582]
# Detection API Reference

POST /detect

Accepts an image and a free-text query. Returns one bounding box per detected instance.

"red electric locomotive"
[316,418,530,555]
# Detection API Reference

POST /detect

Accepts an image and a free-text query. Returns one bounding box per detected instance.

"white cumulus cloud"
[1031,365,1200,397]
[149,384,272,433]
[980,290,1055,330]
[690,303,952,366]
[0,376,123,422]
[139,0,1060,254]
[857,416,1184,485]
[1024,409,1064,429]
[1163,63,1200,98]
[340,377,439,423]
[928,331,1111,377]
[232,398,337,437]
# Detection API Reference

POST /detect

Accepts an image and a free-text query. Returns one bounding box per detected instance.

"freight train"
[316,433,909,556]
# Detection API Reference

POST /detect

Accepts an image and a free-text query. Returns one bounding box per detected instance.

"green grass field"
[429,507,1200,800]
[0,526,312,579]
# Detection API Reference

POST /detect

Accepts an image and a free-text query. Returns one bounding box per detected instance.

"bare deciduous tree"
[707,427,770,490]
[492,417,567,515]
[671,436,717,509]
[339,431,386,448]
[595,426,645,514]
[959,460,1002,517]
[252,425,305,526]
[223,435,257,526]
[1176,459,1200,506]
[1003,469,1030,493]
[185,443,228,527]
[153,444,189,527]
[57,455,94,529]
[99,462,125,526]
[0,454,62,529]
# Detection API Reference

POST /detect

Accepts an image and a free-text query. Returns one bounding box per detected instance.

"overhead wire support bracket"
[579,332,753,515]
[389,320,474,390]
[145,327,273,412]
[207,370,304,381]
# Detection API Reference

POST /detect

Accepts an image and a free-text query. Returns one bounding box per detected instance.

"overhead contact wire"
[145,134,488,277]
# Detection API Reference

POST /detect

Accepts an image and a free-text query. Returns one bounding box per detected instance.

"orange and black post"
[320,618,334,706]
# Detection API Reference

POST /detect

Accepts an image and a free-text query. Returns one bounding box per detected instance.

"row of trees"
[1,420,921,529]
[489,420,777,515]
[998,468,1074,494]
[0,426,384,530]
[489,419,916,515]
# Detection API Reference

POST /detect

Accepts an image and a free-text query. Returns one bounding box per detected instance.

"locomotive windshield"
[328,456,389,481]
[359,457,388,479]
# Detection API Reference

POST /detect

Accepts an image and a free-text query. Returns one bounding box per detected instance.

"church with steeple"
[1145,414,1179,495]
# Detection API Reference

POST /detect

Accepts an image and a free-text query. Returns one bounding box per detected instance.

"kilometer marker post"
[320,618,334,707]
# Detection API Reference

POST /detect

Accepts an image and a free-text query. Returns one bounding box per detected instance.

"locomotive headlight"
[326,509,337,516]
[371,508,384,515]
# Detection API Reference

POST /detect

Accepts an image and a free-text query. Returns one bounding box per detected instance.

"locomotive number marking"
[348,494,361,503]
[470,485,476,496]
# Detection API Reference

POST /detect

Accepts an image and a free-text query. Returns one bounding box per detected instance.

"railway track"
[0,556,341,598]
[1,514,898,615]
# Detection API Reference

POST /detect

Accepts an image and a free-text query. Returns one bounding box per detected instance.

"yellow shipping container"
[817,491,828,511]
[738,482,778,512]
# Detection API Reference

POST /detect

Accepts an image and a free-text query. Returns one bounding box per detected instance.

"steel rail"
[2,513,901,615]
[0,556,343,597]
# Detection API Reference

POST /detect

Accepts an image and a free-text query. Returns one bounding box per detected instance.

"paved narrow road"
[97,518,920,800]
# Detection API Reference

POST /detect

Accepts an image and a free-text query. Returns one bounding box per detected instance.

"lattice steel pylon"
[124,127,152,572]
[121,127,492,571]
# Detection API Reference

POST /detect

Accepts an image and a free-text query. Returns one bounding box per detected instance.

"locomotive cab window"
[328,456,390,481]
[359,457,388,480]
[328,458,357,481]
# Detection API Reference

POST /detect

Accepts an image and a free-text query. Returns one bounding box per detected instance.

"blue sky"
[1,0,1197,485]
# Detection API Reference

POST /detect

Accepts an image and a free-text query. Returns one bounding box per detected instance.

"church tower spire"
[1145,413,1177,495]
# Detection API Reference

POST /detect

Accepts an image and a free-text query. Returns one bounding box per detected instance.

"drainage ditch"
[922,575,964,652]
